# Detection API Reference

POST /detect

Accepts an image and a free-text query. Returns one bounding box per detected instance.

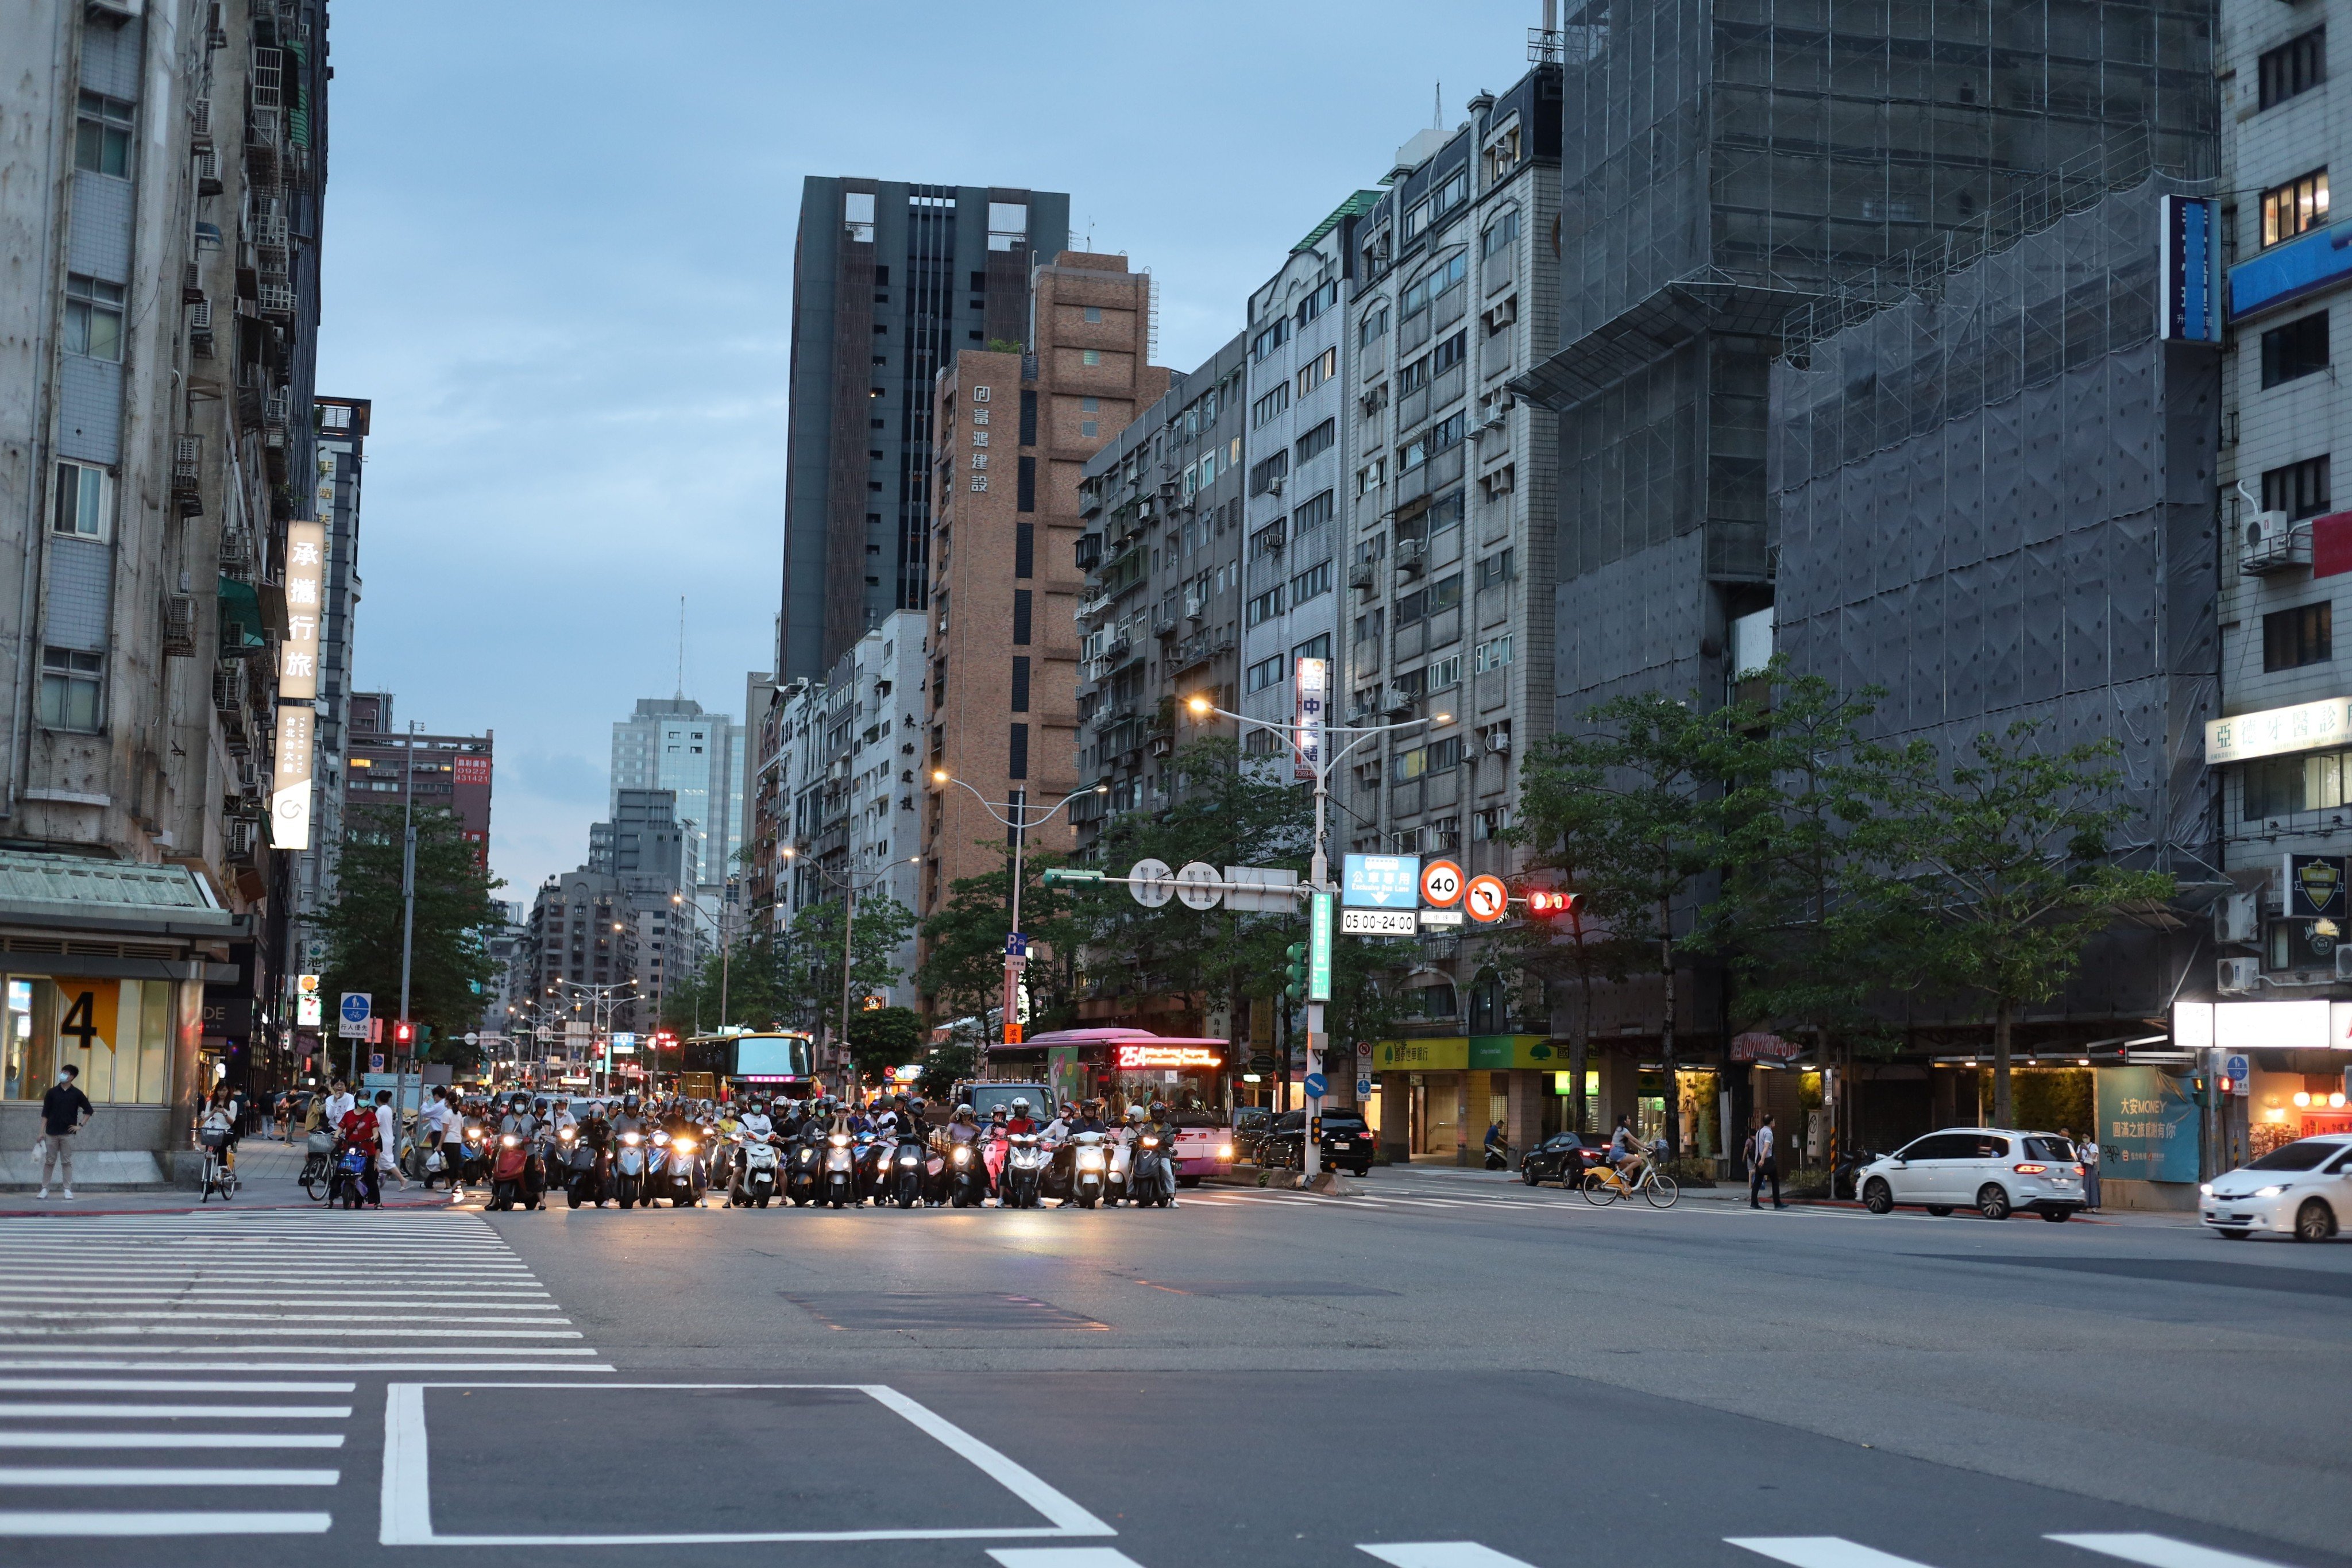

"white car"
[1856,1127,2087,1221]
[2200,1134,2352,1241]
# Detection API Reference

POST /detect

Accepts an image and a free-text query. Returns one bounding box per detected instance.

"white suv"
[2200,1134,2352,1241]
[1856,1127,2087,1221]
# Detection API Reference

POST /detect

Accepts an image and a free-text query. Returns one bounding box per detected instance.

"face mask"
[57,1072,73,1084]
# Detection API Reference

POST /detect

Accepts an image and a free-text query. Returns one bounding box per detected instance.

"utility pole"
[397,720,418,1104]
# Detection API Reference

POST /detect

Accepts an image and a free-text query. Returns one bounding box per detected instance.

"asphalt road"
[2,1172,2347,1568]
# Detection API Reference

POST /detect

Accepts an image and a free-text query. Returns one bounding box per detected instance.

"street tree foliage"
[917,849,1085,1034]
[317,806,504,1070]
[788,893,917,1042]
[847,1005,926,1086]
[1870,720,2174,1126]
[658,932,798,1036]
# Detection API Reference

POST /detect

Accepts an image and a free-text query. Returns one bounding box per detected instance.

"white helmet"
[1127,1105,1148,1122]
[1011,1097,1030,1113]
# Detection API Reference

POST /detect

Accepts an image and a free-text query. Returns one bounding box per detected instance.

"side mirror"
[1890,1159,1907,1169]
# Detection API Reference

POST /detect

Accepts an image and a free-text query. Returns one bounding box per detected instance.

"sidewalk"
[0,1133,461,1219]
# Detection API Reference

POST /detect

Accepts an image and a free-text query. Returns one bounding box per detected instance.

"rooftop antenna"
[1434,81,1443,128]
[675,596,686,700]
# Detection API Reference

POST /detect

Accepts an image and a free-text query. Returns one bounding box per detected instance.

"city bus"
[1001,1027,1238,1183]
[681,1029,820,1102]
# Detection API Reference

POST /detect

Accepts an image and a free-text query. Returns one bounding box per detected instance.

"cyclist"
[1606,1113,1647,1188]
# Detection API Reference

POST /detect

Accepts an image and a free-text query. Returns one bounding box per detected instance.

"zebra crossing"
[0,1207,607,1538]
[986,1532,2308,1568]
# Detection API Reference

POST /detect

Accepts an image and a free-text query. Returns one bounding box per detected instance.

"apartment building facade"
[342,694,494,870]
[1071,331,1249,853]
[921,255,1167,951]
[777,178,1071,682]
[0,0,334,1176]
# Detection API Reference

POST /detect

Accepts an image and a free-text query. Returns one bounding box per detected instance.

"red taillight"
[2013,1163,2048,1175]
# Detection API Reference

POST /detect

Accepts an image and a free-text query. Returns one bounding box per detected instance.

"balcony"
[2243,513,2313,577]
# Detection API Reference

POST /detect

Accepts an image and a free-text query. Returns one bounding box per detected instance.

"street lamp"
[1183,686,1449,1180]
[553,978,639,1093]
[929,773,1107,1075]
[668,889,737,1036]
[790,850,919,1099]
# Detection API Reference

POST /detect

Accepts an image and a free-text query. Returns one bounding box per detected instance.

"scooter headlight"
[952,1146,970,1164]
[673,1138,696,1156]
[501,1134,520,1149]
[653,1130,671,1145]
[1140,1136,1160,1148]
[1077,1149,1106,1171]
[829,1134,851,1147]
[559,1127,576,1142]
[898,1153,918,1166]
[464,1127,481,1142]
[621,1133,641,1146]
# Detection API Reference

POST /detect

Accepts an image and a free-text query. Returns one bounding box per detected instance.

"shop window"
[1,976,173,1104]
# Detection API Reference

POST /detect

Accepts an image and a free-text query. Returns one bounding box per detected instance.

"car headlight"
[2256,1184,2290,1198]
[2199,1182,2212,1196]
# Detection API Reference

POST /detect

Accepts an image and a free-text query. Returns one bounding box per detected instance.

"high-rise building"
[608,698,740,899]
[0,1,333,1156]
[343,695,495,868]
[921,254,1168,947]
[291,395,369,981]
[777,179,1071,681]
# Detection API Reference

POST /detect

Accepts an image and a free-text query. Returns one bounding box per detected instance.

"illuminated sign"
[2206,697,2352,764]
[1113,1044,1223,1071]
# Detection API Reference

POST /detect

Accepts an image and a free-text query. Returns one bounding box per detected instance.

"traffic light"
[1284,941,1308,1002]
[1525,889,1579,918]
[392,1020,415,1049]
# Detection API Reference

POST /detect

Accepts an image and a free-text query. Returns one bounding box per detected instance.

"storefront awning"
[0,849,235,936]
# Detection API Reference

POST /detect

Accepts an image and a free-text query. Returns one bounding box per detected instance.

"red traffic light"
[392,1021,416,1046]
[1524,889,1578,917]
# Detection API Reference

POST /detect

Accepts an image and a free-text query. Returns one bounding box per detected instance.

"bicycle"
[299,1127,337,1202]
[1581,1155,1678,1208]
[198,1130,238,1203]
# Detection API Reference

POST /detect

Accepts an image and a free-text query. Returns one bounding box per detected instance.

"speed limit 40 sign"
[1420,859,1465,908]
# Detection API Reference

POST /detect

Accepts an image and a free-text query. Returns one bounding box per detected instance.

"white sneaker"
[34,1188,48,1200]
[60,1188,74,1199]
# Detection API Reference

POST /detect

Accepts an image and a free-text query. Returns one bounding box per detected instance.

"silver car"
[1856,1127,2087,1221]
[2200,1134,2352,1241]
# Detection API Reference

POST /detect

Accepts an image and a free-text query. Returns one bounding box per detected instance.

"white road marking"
[0,1380,354,1393]
[990,1550,1149,1567]
[3,1311,571,1325]
[0,1404,352,1419]
[1360,1544,1543,1568]
[0,1511,332,1535]
[0,1467,340,1486]
[2051,1534,2301,1568]
[0,1326,583,1339]
[1727,1538,1942,1568]
[0,1361,616,1373]
[0,1432,342,1449]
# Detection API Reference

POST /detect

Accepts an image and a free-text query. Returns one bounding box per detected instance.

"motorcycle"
[488,1132,535,1211]
[703,1119,732,1191]
[888,1130,926,1208]
[945,1140,986,1207]
[1129,1129,1176,1208]
[457,1123,489,1187]
[821,1132,858,1207]
[333,1144,370,1208]
[647,1129,703,1208]
[611,1130,648,1208]
[560,1127,607,1208]
[787,1138,822,1206]
[730,1133,780,1208]
[853,1132,891,1206]
[1105,1136,1133,1207]
[999,1133,1048,1208]
[1067,1130,1110,1210]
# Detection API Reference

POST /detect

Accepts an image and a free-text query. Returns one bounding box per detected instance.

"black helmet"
[622,1092,641,1111]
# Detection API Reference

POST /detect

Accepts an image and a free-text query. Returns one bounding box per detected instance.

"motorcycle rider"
[497,1091,544,1208]
[1005,1097,1038,1137]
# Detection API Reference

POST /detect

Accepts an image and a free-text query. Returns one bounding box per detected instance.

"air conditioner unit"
[1266,476,1284,497]
[1381,686,1417,717]
[2214,893,2257,945]
[2216,957,2260,995]
[1484,729,1512,754]
[2242,510,2308,575]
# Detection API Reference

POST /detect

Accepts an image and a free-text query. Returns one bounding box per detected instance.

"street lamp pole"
[1184,690,1446,1181]
[929,775,1105,1077]
[785,851,920,1099]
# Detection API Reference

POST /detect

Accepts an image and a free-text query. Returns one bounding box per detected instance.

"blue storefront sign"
[2096,1066,2199,1184]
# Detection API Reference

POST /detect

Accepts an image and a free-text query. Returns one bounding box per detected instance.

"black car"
[1256,1109,1374,1176]
[1230,1106,1273,1165]
[1518,1131,1609,1186]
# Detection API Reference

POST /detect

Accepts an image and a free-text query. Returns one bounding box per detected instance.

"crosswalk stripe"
[0,1432,342,1449]
[0,1380,354,1393]
[987,1550,1150,1568]
[0,1326,581,1339]
[0,1511,333,1536]
[0,1362,617,1373]
[1727,1538,1941,1568]
[1360,1544,1543,1567]
[0,1467,340,1486]
[0,1404,352,1419]
[2050,1534,2299,1568]
[3,1312,571,1324]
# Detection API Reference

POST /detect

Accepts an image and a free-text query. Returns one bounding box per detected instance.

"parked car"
[1517,1131,1611,1186]
[1257,1109,1374,1176]
[2201,1134,2352,1241]
[1855,1127,2086,1221]
[1230,1106,1273,1165]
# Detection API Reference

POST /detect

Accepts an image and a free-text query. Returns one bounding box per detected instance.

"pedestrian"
[1747,1113,1785,1210]
[323,1077,355,1133]
[374,1089,408,1193]
[2077,1129,2102,1211]
[37,1061,93,1199]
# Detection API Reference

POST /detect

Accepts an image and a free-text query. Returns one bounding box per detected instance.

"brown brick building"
[922,253,1168,934]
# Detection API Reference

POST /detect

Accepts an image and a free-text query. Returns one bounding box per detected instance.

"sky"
[316,0,1544,905]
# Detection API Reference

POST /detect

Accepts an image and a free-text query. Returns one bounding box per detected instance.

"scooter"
[945,1140,986,1207]
[488,1132,535,1211]
[611,1130,648,1208]
[731,1133,780,1207]
[1129,1129,1176,1208]
[1105,1136,1133,1207]
[888,1130,926,1208]
[561,1129,607,1208]
[821,1132,858,1207]
[1000,1133,1048,1208]
[648,1129,703,1208]
[853,1132,891,1206]
[1067,1130,1110,1209]
[787,1138,822,1206]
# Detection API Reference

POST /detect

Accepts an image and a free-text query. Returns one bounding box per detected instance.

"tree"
[847,1005,925,1086]
[316,806,504,1072]
[917,850,1086,1034]
[659,931,799,1035]
[1878,720,2176,1126]
[789,893,916,1044]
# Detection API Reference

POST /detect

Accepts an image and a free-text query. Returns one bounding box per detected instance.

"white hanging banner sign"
[277,520,325,701]
[1293,655,1326,782]
[269,702,315,851]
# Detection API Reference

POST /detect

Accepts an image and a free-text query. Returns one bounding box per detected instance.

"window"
[1480,463,1517,503]
[1246,586,1286,625]
[1431,165,1470,219]
[1430,410,1466,452]
[2264,603,2332,670]
[2260,28,2326,110]
[1252,383,1291,427]
[1476,549,1516,590]
[1295,419,1336,464]
[64,274,123,362]
[1250,520,1288,559]
[1245,654,1286,693]
[1251,317,1292,361]
[37,648,103,731]
[1288,561,1333,606]
[52,462,109,539]
[2246,750,2350,819]
[1082,349,1102,366]
[2262,312,2330,387]
[1431,331,1467,378]
[74,91,133,177]
[1249,450,1289,495]
[1296,347,1338,397]
[1353,607,1384,644]
[1292,632,1331,663]
[1401,252,1469,318]
[2264,455,2332,519]
[1293,279,1339,326]
[1013,589,1033,646]
[1428,573,1463,615]
[1403,200,1431,242]
[1360,306,1389,347]
[2262,168,2330,248]
[1474,634,1514,673]
[1427,653,1462,690]
[1397,354,1431,397]
[1292,489,1334,532]
[1084,306,1103,323]
[1481,207,1520,258]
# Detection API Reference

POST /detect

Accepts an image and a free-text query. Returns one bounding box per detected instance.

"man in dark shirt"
[38,1063,93,1199]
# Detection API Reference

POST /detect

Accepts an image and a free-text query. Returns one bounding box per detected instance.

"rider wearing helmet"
[611,1092,652,1141]
[499,1092,545,1207]
[1005,1096,1038,1137]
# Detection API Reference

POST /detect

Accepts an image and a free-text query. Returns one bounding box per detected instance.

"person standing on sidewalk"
[374,1090,410,1194]
[1748,1114,1785,1210]
[323,1077,355,1134]
[37,1063,92,1199]
[2078,1130,2102,1211]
